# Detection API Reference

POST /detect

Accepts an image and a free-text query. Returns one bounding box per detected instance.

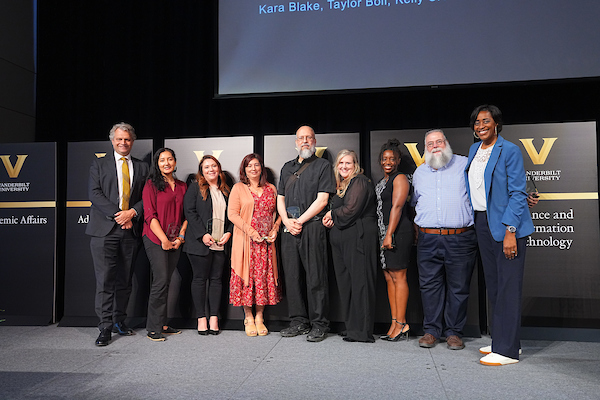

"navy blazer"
[183,180,233,256]
[465,135,534,241]
[85,154,149,237]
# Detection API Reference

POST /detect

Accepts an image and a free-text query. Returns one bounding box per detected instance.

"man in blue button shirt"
[411,129,478,350]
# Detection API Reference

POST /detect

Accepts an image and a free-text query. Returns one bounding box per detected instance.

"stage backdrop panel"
[264,132,360,187]
[502,122,600,328]
[164,137,253,324]
[0,142,56,325]
[370,129,481,335]
[61,140,153,327]
[370,128,474,184]
[264,132,363,326]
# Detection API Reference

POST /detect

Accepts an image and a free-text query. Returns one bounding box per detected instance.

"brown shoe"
[418,333,438,348]
[446,335,465,350]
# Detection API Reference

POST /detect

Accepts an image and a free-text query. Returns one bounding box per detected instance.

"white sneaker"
[480,352,519,366]
[479,345,522,355]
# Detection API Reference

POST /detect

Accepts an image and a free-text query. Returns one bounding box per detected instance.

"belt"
[419,226,473,235]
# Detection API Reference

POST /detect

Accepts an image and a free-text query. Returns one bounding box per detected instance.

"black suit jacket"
[85,153,149,237]
[183,180,232,256]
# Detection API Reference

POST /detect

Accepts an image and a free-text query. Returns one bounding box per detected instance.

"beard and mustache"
[425,141,453,169]
[297,142,316,159]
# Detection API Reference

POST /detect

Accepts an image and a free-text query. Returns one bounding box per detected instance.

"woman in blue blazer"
[465,105,534,366]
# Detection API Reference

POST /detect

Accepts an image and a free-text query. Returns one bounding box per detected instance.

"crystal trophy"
[206,218,225,241]
[166,223,180,241]
[284,206,301,233]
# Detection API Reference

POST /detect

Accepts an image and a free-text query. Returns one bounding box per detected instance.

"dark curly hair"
[378,138,403,172]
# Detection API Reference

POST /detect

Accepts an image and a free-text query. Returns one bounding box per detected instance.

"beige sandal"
[244,318,257,337]
[255,318,268,336]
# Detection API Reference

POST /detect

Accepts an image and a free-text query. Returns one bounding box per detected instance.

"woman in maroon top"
[142,148,187,341]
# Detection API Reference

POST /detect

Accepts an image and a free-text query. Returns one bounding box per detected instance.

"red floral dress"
[229,185,281,306]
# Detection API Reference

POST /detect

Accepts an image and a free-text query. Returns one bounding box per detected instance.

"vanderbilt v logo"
[194,150,224,162]
[0,155,28,178]
[519,138,557,165]
[404,143,425,167]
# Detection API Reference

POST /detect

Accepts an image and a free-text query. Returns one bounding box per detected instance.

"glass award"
[526,177,539,198]
[284,206,301,233]
[257,219,272,241]
[166,223,180,241]
[286,206,301,219]
[206,218,225,241]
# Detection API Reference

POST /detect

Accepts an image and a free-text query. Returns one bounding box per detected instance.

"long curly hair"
[196,155,230,200]
[147,148,176,192]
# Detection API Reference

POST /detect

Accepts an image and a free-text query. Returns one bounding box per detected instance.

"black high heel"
[380,318,396,340]
[197,330,209,336]
[387,321,410,342]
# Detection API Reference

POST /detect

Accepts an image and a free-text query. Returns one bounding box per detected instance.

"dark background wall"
[0,0,35,143]
[33,1,600,323]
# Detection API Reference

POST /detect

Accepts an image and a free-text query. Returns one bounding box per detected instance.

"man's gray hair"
[109,122,136,141]
[424,129,446,146]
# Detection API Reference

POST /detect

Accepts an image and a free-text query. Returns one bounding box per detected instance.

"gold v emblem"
[0,155,28,178]
[519,138,557,165]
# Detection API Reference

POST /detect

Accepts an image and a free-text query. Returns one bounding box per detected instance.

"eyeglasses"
[296,135,315,142]
[426,139,445,148]
[474,119,493,126]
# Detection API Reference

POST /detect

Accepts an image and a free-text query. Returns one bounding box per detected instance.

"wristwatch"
[506,225,517,233]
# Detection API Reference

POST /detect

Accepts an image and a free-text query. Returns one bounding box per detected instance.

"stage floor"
[1,324,599,399]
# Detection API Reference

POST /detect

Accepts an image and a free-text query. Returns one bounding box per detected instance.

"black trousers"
[475,212,526,360]
[417,229,478,338]
[143,236,181,333]
[90,226,139,330]
[187,251,225,318]
[329,219,378,342]
[280,220,330,330]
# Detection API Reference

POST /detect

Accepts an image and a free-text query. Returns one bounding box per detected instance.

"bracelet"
[177,235,185,244]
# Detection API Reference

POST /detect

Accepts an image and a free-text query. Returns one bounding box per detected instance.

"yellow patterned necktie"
[121,157,130,210]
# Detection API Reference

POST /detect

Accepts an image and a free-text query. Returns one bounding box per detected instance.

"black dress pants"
[187,251,225,318]
[90,226,139,330]
[329,219,378,342]
[143,236,181,333]
[280,221,330,330]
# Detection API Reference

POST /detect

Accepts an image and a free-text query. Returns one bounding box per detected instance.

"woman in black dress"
[375,139,413,341]
[322,149,378,343]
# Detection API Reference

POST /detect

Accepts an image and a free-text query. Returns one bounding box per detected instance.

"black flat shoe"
[208,329,220,335]
[197,330,209,336]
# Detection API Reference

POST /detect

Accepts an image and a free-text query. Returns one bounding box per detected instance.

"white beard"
[425,142,453,169]
[298,144,316,159]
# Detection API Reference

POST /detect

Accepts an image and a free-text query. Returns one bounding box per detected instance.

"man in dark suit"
[86,123,149,346]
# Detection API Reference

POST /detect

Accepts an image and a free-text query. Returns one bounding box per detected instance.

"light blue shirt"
[411,154,474,229]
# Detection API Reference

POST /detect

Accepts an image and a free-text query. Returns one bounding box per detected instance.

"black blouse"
[331,174,377,229]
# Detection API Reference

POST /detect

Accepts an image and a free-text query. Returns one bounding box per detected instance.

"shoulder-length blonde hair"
[196,155,230,200]
[334,149,363,198]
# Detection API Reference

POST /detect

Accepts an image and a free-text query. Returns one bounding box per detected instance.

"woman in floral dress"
[228,153,281,336]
